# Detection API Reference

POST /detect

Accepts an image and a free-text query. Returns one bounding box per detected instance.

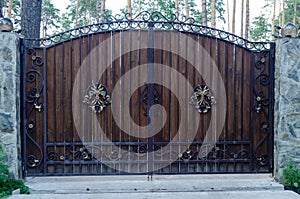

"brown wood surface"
[24,30,273,175]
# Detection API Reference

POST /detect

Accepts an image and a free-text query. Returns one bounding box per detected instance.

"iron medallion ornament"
[190,84,216,113]
[83,83,111,113]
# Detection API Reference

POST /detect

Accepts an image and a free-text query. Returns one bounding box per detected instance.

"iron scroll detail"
[83,83,111,113]
[190,84,216,113]
[25,11,272,52]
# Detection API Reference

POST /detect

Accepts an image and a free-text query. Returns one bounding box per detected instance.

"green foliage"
[283,162,300,190]
[42,0,61,36]
[279,0,300,27]
[207,0,226,24]
[61,0,112,31]
[120,0,225,26]
[2,0,21,30]
[0,144,30,198]
[250,14,272,41]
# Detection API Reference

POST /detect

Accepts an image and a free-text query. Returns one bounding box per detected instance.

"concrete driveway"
[9,174,300,199]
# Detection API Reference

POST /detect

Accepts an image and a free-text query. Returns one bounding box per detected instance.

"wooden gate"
[21,12,275,176]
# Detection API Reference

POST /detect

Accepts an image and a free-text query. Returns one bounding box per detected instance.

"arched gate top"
[24,11,272,51]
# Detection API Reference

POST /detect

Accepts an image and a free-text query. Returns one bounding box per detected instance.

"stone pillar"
[274,38,300,182]
[0,33,21,178]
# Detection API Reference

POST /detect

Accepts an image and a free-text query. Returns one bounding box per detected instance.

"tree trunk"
[138,0,141,20]
[227,0,230,32]
[185,0,189,18]
[127,0,132,19]
[232,0,236,34]
[211,0,216,28]
[96,0,100,23]
[0,0,3,18]
[175,0,179,18]
[75,0,79,28]
[278,0,282,26]
[138,0,141,14]
[245,0,250,40]
[240,0,244,37]
[7,0,13,18]
[21,0,42,41]
[202,0,207,26]
[100,0,105,22]
[272,0,276,36]
[282,0,285,26]
[293,0,297,24]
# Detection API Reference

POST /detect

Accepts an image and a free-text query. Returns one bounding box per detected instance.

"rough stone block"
[0,32,21,179]
[275,38,300,183]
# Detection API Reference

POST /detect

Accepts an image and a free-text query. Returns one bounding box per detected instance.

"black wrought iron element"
[20,11,275,176]
[141,84,160,116]
[24,11,271,51]
[190,84,216,113]
[83,83,111,113]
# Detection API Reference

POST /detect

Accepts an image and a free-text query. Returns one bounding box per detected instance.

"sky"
[51,0,269,37]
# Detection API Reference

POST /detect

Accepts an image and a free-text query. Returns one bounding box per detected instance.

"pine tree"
[100,0,105,22]
[21,0,42,40]
[211,0,216,28]
[202,0,207,25]
[0,0,2,18]
[41,0,60,37]
[227,0,230,32]
[7,0,12,18]
[251,14,271,41]
[293,0,297,24]
[127,0,132,18]
[241,0,244,37]
[282,0,285,26]
[185,0,189,18]
[245,0,250,40]
[272,0,276,36]
[232,0,236,34]
[175,0,179,17]
[62,0,112,31]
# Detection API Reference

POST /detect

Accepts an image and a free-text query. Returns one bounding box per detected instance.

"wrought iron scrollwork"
[252,51,271,114]
[190,84,216,113]
[83,82,111,113]
[252,91,270,114]
[24,11,271,51]
[252,50,273,171]
[24,48,44,168]
[177,144,250,163]
[141,85,160,116]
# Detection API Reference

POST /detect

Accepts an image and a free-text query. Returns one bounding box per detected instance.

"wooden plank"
[71,37,82,142]
[202,36,212,145]
[122,31,131,143]
[129,30,140,143]
[54,44,64,143]
[170,31,180,145]
[226,43,235,141]
[138,31,149,140]
[161,31,171,143]
[217,39,227,142]
[243,50,251,141]
[153,31,164,143]
[63,40,72,144]
[234,46,243,141]
[46,46,55,143]
[112,32,121,143]
[195,34,204,143]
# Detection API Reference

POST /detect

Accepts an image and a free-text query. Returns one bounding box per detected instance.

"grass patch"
[0,144,30,198]
[283,161,300,194]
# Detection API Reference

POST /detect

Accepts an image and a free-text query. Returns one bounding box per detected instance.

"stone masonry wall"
[0,33,21,178]
[274,38,300,182]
